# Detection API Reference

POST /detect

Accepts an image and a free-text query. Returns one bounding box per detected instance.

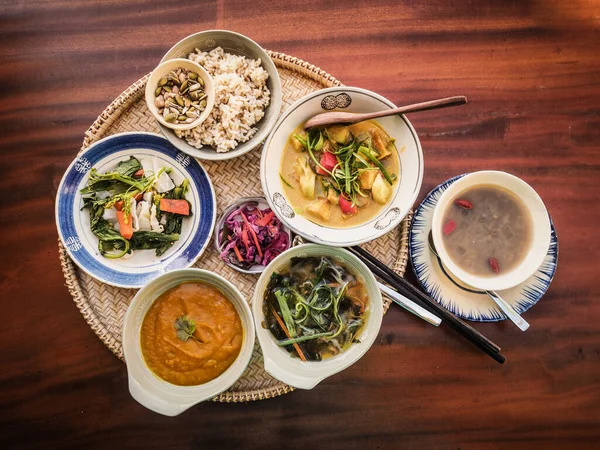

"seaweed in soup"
[263,256,368,361]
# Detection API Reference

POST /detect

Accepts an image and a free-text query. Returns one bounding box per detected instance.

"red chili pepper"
[443,220,457,235]
[488,257,500,273]
[455,199,473,209]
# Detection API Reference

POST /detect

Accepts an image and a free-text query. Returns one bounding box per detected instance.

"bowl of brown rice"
[158,30,282,161]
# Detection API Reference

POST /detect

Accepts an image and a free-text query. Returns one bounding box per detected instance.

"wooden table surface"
[1,1,599,448]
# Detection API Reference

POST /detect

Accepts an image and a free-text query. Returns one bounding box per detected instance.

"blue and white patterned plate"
[56,132,216,288]
[409,174,558,322]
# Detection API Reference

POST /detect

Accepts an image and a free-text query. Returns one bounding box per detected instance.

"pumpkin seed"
[164,113,177,122]
[188,72,198,80]
[180,80,188,92]
[158,77,168,86]
[155,86,162,96]
[177,115,187,121]
[175,95,184,106]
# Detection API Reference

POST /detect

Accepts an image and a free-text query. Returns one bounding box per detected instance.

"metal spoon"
[427,231,530,331]
[303,96,467,129]
[378,282,441,327]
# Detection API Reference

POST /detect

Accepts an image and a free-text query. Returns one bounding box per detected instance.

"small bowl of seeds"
[145,58,214,131]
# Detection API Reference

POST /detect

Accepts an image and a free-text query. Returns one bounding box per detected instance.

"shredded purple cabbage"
[218,202,290,270]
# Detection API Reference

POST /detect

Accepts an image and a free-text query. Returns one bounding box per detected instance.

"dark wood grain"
[1,0,599,448]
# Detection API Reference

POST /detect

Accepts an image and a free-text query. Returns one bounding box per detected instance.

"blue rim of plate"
[409,174,559,322]
[56,132,216,288]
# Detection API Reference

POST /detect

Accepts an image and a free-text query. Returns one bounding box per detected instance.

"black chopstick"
[348,246,506,364]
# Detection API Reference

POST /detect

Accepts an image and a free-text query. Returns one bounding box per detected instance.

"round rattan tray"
[58,51,412,402]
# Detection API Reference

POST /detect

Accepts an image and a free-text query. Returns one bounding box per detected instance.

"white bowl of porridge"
[431,171,551,292]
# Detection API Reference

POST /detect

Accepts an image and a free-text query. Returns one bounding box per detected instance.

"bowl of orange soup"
[122,269,255,416]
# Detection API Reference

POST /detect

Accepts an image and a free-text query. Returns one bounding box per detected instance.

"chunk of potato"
[359,168,378,190]
[372,173,393,204]
[372,130,392,159]
[291,133,306,152]
[293,155,316,199]
[326,189,340,205]
[326,125,352,145]
[306,198,331,221]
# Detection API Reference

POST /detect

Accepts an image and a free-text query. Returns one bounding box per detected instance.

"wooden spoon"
[303,95,467,129]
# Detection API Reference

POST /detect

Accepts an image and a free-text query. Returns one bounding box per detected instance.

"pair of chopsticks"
[348,246,506,364]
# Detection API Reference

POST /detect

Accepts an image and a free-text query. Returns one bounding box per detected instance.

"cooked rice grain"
[174,47,271,153]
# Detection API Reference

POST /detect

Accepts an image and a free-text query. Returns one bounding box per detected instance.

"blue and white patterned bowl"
[409,174,558,322]
[55,132,216,288]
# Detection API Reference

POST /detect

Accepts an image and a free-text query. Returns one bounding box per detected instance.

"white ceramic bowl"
[123,269,255,416]
[145,58,215,131]
[158,30,282,161]
[260,86,424,247]
[214,196,292,274]
[252,244,383,389]
[431,171,551,292]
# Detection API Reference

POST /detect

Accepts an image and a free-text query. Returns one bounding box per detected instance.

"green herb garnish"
[174,315,202,343]
[280,173,294,189]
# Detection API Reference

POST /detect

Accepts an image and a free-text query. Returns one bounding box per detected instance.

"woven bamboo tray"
[58,51,412,402]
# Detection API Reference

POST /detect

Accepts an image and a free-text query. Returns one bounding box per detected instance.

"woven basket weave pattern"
[59,51,411,403]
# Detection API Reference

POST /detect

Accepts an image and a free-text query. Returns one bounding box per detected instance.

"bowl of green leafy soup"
[252,244,383,389]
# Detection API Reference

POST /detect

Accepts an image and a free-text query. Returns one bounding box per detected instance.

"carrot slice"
[240,212,263,257]
[160,198,189,215]
[114,200,124,212]
[268,304,306,362]
[116,211,133,239]
[254,211,274,227]
[232,244,243,262]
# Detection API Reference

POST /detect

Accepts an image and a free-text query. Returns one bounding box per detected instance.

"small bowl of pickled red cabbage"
[215,197,292,274]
